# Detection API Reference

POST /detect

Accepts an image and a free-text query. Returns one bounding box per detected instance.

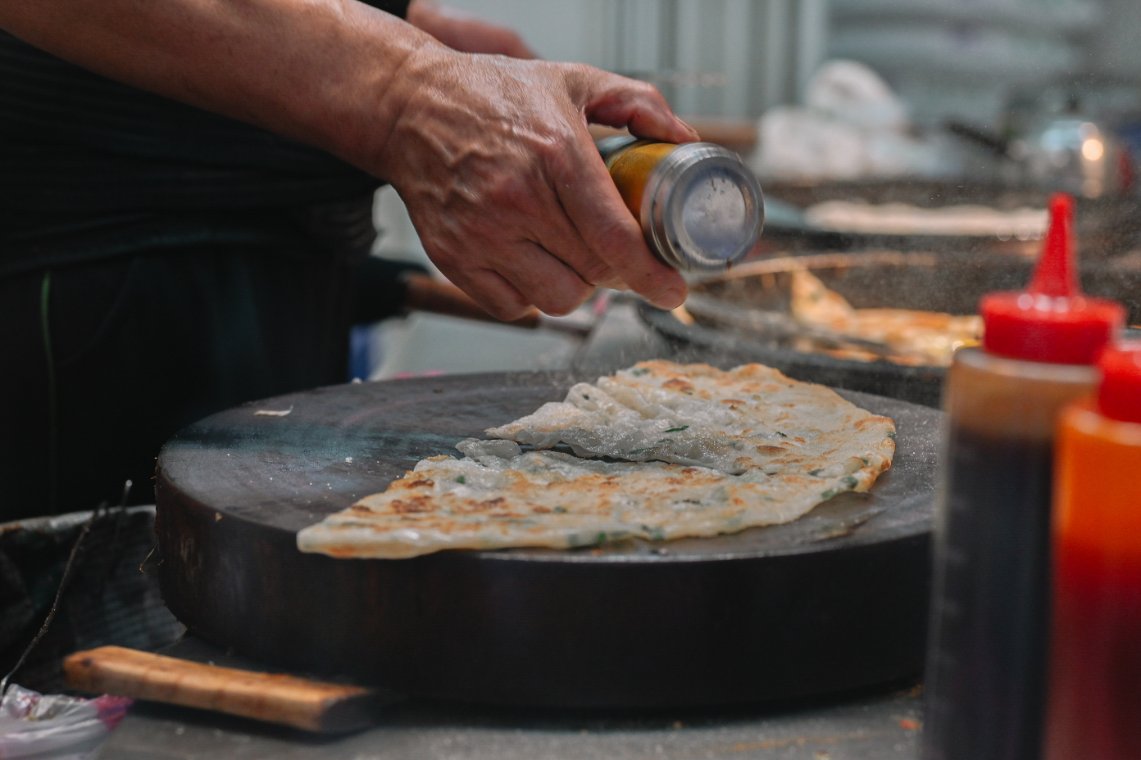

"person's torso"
[0,0,409,272]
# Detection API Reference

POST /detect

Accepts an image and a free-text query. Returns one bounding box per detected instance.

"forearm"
[1,0,693,316]
[0,0,430,172]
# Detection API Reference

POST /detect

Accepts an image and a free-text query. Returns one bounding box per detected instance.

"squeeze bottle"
[1045,340,1141,760]
[920,193,1126,760]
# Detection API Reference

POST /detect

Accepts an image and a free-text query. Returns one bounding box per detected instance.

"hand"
[0,0,693,320]
[371,45,699,320]
[406,0,536,59]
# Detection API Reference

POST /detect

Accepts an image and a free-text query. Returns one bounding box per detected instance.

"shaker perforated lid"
[646,142,765,270]
[600,137,765,271]
[980,193,1125,365]
[1097,341,1141,423]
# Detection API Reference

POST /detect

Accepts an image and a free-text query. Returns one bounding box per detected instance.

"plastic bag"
[0,684,132,760]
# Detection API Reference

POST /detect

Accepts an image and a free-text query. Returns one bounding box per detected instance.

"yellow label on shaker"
[605,140,676,220]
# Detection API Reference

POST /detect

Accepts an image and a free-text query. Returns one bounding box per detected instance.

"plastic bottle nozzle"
[980,192,1124,365]
[1028,194,1079,298]
[1097,341,1141,423]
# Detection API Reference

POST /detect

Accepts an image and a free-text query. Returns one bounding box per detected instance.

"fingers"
[443,267,532,322]
[430,240,595,320]
[483,123,684,311]
[401,150,617,316]
[541,116,687,310]
[547,66,703,308]
[569,66,700,144]
[489,241,596,316]
[381,54,691,317]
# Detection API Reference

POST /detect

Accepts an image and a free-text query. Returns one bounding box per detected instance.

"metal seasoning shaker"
[598,135,765,270]
[1045,340,1141,759]
[921,193,1125,760]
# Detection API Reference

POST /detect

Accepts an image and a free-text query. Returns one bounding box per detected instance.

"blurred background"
[361,0,1141,379]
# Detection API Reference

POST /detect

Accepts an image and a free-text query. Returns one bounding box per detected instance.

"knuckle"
[483,170,532,208]
[535,280,591,317]
[536,133,578,175]
[419,237,460,271]
[604,74,656,103]
[486,298,533,322]
[577,259,615,287]
[635,80,667,104]
[562,62,594,88]
[594,216,642,252]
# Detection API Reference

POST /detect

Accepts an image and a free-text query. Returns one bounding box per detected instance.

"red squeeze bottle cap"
[1097,341,1141,423]
[980,193,1125,364]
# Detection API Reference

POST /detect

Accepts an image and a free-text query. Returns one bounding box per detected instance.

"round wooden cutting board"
[155,371,941,708]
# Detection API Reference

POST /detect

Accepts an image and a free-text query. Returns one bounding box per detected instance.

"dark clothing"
[0,0,418,518]
[0,0,410,272]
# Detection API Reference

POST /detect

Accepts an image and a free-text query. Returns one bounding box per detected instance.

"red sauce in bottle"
[1045,342,1141,760]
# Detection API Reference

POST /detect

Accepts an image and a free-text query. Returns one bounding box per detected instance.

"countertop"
[100,681,924,759]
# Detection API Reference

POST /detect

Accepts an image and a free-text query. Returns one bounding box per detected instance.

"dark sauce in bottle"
[926,432,1053,757]
[921,194,1125,760]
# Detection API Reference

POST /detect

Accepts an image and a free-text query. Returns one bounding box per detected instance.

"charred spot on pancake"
[855,415,894,430]
[390,498,432,514]
[662,378,695,394]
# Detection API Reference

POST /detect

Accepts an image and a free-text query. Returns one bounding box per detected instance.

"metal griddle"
[640,252,1141,408]
[155,372,941,709]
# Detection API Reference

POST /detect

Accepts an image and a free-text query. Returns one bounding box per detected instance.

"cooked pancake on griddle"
[296,362,896,559]
[789,269,981,366]
[803,200,1046,237]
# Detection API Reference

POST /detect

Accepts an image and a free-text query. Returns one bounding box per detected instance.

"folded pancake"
[486,360,895,476]
[297,362,897,559]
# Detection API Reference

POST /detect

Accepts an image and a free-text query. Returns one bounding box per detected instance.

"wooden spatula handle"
[63,645,381,733]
